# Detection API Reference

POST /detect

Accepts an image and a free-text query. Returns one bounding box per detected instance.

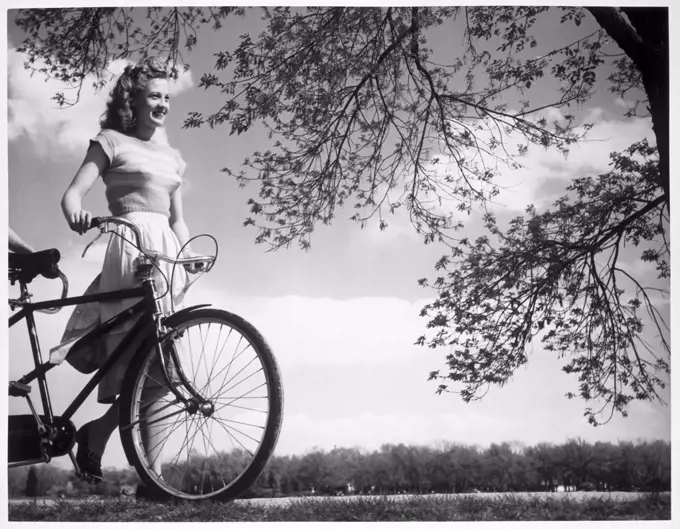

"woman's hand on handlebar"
[68,210,94,235]
[184,258,205,274]
[75,216,213,272]
[185,262,206,274]
[180,249,205,274]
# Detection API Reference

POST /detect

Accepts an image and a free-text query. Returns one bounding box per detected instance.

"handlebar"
[9,216,215,312]
[8,250,69,313]
[88,216,216,272]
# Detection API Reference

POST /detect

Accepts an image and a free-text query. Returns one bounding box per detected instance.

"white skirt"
[50,212,189,403]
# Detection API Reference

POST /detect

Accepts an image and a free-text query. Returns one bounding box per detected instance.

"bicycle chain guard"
[8,414,76,464]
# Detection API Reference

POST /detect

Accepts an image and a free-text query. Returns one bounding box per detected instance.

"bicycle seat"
[9,249,61,283]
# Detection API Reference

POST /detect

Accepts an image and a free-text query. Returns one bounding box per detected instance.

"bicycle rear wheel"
[119,308,283,501]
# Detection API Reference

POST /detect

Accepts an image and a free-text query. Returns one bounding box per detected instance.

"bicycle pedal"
[77,470,104,484]
[80,472,117,486]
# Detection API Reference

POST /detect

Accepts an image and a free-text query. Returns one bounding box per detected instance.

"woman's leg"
[83,388,170,478]
[140,384,172,477]
[83,399,119,454]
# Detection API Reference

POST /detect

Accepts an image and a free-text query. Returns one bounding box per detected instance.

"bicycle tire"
[118,308,283,501]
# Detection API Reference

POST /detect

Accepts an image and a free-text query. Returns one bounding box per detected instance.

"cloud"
[184,287,433,368]
[583,106,606,123]
[613,96,639,113]
[544,107,566,122]
[275,411,503,455]
[488,113,654,213]
[274,393,671,457]
[7,49,194,158]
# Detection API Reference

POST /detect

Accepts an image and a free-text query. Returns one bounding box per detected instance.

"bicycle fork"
[138,263,214,418]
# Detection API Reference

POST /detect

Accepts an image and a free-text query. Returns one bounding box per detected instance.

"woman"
[59,57,194,480]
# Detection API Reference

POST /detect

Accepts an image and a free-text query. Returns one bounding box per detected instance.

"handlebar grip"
[90,217,103,229]
[41,249,62,279]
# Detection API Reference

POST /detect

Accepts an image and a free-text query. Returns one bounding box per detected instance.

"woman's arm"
[170,186,206,274]
[62,143,109,234]
[170,189,204,274]
[9,228,35,254]
[169,188,192,252]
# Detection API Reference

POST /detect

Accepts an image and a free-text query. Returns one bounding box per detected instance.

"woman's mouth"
[152,110,166,120]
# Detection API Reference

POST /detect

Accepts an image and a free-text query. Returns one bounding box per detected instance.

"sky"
[2,2,675,478]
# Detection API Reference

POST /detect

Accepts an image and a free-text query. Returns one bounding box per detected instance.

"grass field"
[8,492,671,522]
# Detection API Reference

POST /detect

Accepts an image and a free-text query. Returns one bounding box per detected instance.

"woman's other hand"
[184,262,206,274]
[182,250,206,274]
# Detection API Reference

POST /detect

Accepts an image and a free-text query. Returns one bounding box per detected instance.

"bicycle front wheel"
[119,308,284,501]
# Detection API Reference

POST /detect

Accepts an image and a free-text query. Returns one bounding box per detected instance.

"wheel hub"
[199,401,215,417]
[185,399,214,417]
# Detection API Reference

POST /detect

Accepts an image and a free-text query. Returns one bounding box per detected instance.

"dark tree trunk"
[586,7,669,201]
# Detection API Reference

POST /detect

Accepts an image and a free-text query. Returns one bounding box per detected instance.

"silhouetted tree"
[12,6,669,423]
[24,466,39,499]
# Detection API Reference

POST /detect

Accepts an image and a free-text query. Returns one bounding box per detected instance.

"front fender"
[162,304,211,327]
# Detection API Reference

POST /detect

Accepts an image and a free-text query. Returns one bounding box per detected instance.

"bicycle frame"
[8,277,156,466]
[9,262,216,470]
[8,216,220,476]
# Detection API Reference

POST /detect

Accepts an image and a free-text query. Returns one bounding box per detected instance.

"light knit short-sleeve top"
[91,129,186,217]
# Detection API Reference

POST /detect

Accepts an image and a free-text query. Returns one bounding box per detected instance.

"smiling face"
[133,78,171,132]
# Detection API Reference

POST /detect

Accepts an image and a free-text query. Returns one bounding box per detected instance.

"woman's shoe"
[135,484,163,502]
[75,423,103,480]
[135,484,151,501]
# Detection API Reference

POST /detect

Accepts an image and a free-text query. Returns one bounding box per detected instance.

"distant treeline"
[248,438,671,497]
[7,438,670,499]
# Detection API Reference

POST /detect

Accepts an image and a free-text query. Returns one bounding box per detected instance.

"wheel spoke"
[213,334,250,396]
[199,417,225,492]
[212,402,268,413]
[217,366,265,400]
[207,324,229,387]
[167,414,203,470]
[139,393,179,419]
[187,326,197,383]
[198,323,211,386]
[217,381,268,410]
[217,357,259,397]
[128,405,186,431]
[145,410,193,462]
[187,341,246,397]
[210,416,256,458]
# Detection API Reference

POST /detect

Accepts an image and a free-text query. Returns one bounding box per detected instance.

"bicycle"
[8,216,284,501]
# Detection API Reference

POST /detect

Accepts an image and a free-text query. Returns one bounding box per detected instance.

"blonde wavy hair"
[100,57,170,134]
